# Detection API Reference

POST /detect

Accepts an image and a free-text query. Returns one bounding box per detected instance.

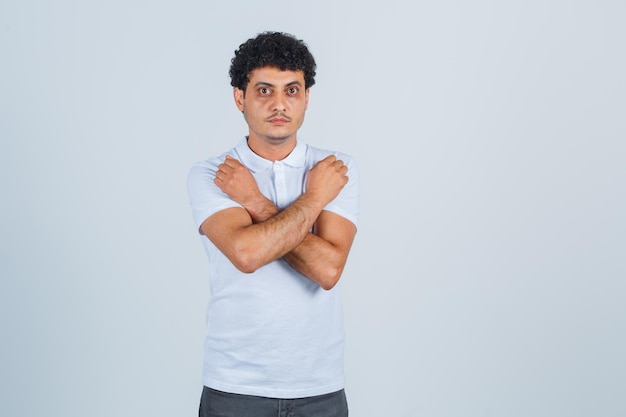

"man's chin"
[266,134,294,143]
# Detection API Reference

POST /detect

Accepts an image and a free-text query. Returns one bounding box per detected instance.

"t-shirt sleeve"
[186,157,242,234]
[323,154,360,228]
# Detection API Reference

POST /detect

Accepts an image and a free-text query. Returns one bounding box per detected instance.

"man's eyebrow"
[253,81,275,88]
[285,80,303,87]
[253,80,303,88]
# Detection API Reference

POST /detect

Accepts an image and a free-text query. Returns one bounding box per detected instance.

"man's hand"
[215,155,277,222]
[305,155,349,207]
[215,154,349,223]
[215,155,263,206]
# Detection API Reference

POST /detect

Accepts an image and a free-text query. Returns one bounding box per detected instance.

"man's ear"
[234,88,245,112]
[305,88,310,110]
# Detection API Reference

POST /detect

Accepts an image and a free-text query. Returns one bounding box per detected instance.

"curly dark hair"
[229,31,317,92]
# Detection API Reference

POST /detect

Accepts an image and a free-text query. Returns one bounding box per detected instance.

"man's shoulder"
[304,143,356,163]
[189,148,237,172]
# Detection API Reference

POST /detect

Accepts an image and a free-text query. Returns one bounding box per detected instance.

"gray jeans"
[199,386,349,417]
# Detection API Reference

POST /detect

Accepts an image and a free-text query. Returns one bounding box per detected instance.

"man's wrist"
[243,196,278,223]
[299,191,327,213]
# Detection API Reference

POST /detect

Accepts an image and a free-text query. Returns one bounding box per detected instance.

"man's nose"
[272,94,287,112]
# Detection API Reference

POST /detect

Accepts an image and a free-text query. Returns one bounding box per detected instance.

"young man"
[187,31,359,417]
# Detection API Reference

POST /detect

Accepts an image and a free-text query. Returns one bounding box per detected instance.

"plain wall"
[1,1,624,416]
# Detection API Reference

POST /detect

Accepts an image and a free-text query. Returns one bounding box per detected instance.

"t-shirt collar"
[234,137,306,173]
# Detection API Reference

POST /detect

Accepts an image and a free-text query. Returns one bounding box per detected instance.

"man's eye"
[287,87,298,95]
[260,88,271,95]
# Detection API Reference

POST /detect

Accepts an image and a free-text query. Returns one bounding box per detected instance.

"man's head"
[229,31,316,93]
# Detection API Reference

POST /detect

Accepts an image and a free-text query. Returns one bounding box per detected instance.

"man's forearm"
[204,192,327,274]
[243,196,347,288]
[283,233,347,290]
[241,195,280,223]
[238,193,326,270]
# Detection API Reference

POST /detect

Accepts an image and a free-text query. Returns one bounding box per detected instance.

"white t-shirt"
[187,138,359,398]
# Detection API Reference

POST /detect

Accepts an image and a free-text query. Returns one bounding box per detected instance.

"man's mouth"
[267,113,291,124]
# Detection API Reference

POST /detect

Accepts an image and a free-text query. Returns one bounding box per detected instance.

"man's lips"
[267,114,291,124]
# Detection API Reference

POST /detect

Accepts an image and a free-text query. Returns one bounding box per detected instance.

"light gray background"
[1,1,624,416]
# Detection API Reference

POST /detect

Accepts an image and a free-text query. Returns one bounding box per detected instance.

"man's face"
[234,66,309,146]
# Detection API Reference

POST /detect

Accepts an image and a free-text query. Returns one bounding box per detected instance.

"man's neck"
[246,135,297,161]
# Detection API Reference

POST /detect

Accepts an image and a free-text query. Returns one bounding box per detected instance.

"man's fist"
[305,155,349,206]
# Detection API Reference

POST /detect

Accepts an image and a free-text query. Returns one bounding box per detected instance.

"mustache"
[266,112,292,121]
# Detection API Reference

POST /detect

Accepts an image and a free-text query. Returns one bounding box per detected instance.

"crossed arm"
[200,155,356,290]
